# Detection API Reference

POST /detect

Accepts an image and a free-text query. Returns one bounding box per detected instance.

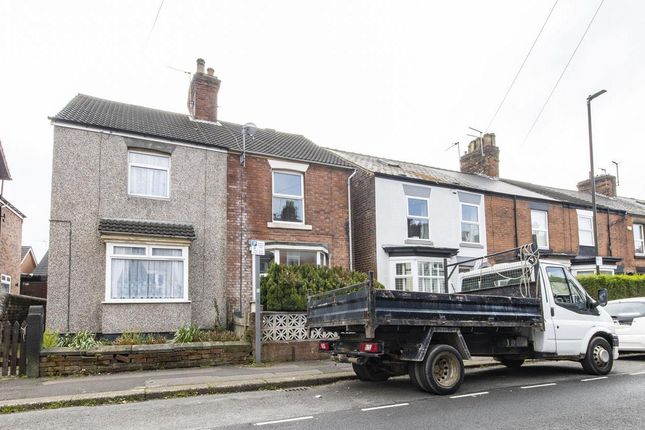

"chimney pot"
[459,133,500,177]
[207,67,214,76]
[196,58,205,74]
[576,174,617,197]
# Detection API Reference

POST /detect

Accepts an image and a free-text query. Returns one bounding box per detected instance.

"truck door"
[531,265,557,353]
[545,266,600,356]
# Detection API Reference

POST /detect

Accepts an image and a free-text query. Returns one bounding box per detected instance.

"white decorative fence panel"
[261,312,338,342]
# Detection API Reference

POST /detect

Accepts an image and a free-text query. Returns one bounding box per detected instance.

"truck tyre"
[499,358,525,368]
[352,359,390,382]
[410,361,432,392]
[581,336,613,375]
[421,344,464,395]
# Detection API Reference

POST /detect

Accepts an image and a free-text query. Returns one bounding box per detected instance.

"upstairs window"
[635,224,645,255]
[407,197,429,240]
[272,171,304,223]
[460,203,480,244]
[531,210,549,249]
[577,211,594,246]
[128,151,170,198]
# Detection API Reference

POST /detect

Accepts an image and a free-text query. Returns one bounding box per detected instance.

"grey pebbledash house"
[47,59,352,334]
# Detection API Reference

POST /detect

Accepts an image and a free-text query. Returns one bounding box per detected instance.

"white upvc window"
[272,171,304,224]
[391,259,445,293]
[634,224,645,255]
[105,243,188,302]
[128,151,170,198]
[407,197,430,240]
[0,274,10,293]
[577,210,595,246]
[460,203,481,244]
[531,210,549,249]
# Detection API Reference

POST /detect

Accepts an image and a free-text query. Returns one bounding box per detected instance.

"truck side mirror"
[597,288,608,307]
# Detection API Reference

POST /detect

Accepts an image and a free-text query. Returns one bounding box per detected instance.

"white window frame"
[406,196,430,240]
[271,170,305,225]
[460,203,481,244]
[577,210,595,247]
[634,224,645,255]
[104,242,189,303]
[389,258,445,293]
[0,274,11,293]
[530,209,549,249]
[127,150,171,199]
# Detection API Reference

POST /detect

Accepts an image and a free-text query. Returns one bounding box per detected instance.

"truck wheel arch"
[580,328,614,358]
[402,328,472,362]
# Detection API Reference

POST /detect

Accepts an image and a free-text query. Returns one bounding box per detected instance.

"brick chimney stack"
[459,133,500,177]
[187,58,221,122]
[576,174,617,197]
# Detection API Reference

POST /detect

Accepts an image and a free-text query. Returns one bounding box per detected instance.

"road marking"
[450,391,489,399]
[254,416,314,426]
[630,371,645,376]
[581,376,608,382]
[520,382,557,389]
[361,403,410,411]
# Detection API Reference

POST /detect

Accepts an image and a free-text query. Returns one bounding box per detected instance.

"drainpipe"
[512,196,519,248]
[347,170,357,271]
[606,208,612,256]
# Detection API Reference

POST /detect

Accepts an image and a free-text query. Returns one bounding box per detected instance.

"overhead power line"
[147,0,165,40]
[523,0,605,144]
[485,0,559,133]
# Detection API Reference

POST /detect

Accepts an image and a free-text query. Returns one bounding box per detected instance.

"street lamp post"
[587,89,606,275]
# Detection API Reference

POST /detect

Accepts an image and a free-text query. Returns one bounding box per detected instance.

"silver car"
[606,298,645,352]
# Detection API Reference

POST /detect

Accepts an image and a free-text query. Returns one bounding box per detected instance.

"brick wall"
[349,168,377,275]
[226,153,352,320]
[40,342,252,377]
[261,340,331,362]
[0,207,23,294]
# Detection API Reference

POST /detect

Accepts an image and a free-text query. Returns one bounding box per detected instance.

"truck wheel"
[499,358,525,368]
[421,344,464,395]
[581,336,613,375]
[409,361,432,392]
[352,359,390,382]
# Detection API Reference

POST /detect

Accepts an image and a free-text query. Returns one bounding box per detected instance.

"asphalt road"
[2,355,645,430]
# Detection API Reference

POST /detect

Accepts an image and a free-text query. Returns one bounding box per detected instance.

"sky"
[1,0,644,261]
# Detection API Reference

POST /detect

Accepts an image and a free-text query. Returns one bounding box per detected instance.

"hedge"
[260,264,381,311]
[577,274,645,301]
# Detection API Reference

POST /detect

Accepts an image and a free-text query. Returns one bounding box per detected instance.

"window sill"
[635,254,645,259]
[267,221,313,230]
[102,300,191,304]
[460,242,484,249]
[127,194,170,201]
[404,239,434,246]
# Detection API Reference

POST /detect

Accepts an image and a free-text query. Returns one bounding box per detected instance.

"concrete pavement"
[0,357,498,413]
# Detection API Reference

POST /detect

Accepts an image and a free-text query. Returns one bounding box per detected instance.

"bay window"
[106,243,188,302]
[418,261,445,293]
[460,203,481,244]
[634,224,645,255]
[272,171,304,223]
[128,151,170,198]
[394,262,413,291]
[407,197,429,240]
[531,210,549,249]
[391,259,445,293]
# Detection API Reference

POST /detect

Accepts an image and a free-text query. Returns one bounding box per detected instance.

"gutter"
[347,170,357,271]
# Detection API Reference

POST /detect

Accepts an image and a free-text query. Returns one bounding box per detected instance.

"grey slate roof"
[52,94,352,169]
[33,251,48,276]
[98,218,196,240]
[331,149,556,201]
[0,196,26,218]
[502,179,645,216]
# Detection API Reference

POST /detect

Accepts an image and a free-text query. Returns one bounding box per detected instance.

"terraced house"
[47,59,352,334]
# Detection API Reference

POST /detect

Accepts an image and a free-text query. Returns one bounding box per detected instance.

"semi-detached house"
[47,58,352,334]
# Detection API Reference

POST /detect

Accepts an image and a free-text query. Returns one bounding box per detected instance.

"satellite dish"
[242,122,257,137]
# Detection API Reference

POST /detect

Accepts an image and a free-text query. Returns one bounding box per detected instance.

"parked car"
[606,298,645,352]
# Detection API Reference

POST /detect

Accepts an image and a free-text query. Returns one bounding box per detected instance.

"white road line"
[254,416,314,426]
[630,371,645,376]
[450,391,489,399]
[520,382,557,389]
[361,403,410,412]
[581,376,608,382]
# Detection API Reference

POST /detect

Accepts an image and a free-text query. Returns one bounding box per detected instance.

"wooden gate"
[0,320,27,376]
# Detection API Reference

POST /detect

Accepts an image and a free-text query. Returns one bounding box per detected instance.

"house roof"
[0,140,11,181]
[502,179,645,216]
[331,149,556,201]
[98,218,196,240]
[33,251,48,276]
[21,246,32,261]
[52,94,353,169]
[0,196,26,219]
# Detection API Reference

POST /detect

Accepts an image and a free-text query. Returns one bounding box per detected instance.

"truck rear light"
[319,341,331,351]
[359,342,381,353]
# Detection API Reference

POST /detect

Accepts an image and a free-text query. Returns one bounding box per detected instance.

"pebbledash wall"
[225,153,352,320]
[47,126,228,334]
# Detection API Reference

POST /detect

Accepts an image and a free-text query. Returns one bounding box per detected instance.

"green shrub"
[577,274,645,301]
[260,264,381,312]
[42,329,59,349]
[113,331,145,345]
[143,334,168,344]
[173,324,204,343]
[59,331,99,350]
